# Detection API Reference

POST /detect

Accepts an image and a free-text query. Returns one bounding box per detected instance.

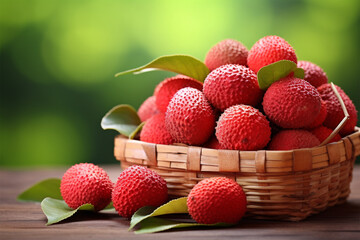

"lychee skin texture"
[60,163,113,211]
[112,165,168,218]
[155,76,203,113]
[317,83,358,136]
[268,130,320,150]
[263,76,321,129]
[311,126,341,144]
[165,87,216,145]
[153,74,192,96]
[204,39,248,71]
[307,99,327,129]
[297,61,328,88]
[216,105,271,151]
[203,64,263,111]
[140,113,174,145]
[247,35,297,73]
[138,96,159,122]
[187,177,247,224]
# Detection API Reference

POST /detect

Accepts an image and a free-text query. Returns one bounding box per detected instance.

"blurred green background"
[1,0,359,167]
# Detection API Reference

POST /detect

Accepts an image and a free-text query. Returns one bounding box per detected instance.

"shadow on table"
[234,200,360,230]
[44,200,360,232]
[46,210,129,226]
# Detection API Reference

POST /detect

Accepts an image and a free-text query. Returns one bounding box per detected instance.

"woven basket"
[114,127,360,221]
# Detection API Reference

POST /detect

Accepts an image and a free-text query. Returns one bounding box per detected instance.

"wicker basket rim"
[114,127,359,174]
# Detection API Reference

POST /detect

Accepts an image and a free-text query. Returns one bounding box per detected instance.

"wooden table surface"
[1,165,360,240]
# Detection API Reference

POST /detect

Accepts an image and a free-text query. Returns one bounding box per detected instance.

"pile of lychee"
[138,36,358,150]
[60,163,246,224]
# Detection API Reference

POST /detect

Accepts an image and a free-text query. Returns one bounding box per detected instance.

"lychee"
[165,87,216,145]
[112,165,168,218]
[153,74,193,96]
[204,39,248,71]
[140,113,174,145]
[297,60,328,87]
[154,75,203,113]
[60,163,113,211]
[306,99,327,129]
[216,105,271,151]
[268,130,320,150]
[317,83,358,136]
[137,96,159,122]
[187,177,247,224]
[247,35,297,73]
[262,76,321,128]
[203,64,263,111]
[311,126,341,144]
[202,135,224,149]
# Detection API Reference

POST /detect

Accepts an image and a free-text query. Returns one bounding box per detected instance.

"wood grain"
[0,165,359,240]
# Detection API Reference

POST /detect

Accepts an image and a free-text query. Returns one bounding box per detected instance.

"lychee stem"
[319,82,350,146]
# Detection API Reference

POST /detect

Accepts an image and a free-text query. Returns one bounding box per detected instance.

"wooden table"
[1,165,359,240]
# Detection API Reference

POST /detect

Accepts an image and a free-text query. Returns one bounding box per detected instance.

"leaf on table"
[101,104,141,137]
[257,60,304,90]
[129,197,188,230]
[115,55,210,82]
[17,178,62,202]
[135,217,233,234]
[41,197,95,225]
[103,201,114,210]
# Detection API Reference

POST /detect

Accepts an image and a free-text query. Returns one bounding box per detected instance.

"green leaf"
[129,122,145,139]
[17,178,62,202]
[293,67,305,79]
[135,217,233,234]
[115,55,210,82]
[129,197,188,230]
[257,60,304,90]
[41,197,95,225]
[104,202,114,210]
[101,104,141,136]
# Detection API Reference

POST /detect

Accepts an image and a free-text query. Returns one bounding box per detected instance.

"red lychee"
[165,87,216,145]
[311,126,341,144]
[60,163,113,211]
[137,96,159,122]
[153,74,193,96]
[203,64,263,111]
[202,135,224,149]
[187,177,247,224]
[140,113,174,145]
[262,76,321,128]
[154,75,203,113]
[247,35,297,73]
[297,60,328,88]
[268,130,320,150]
[216,105,271,150]
[317,83,358,136]
[307,99,327,129]
[204,39,248,71]
[112,165,168,218]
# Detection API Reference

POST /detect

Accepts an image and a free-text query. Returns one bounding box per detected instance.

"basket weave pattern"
[114,128,360,221]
